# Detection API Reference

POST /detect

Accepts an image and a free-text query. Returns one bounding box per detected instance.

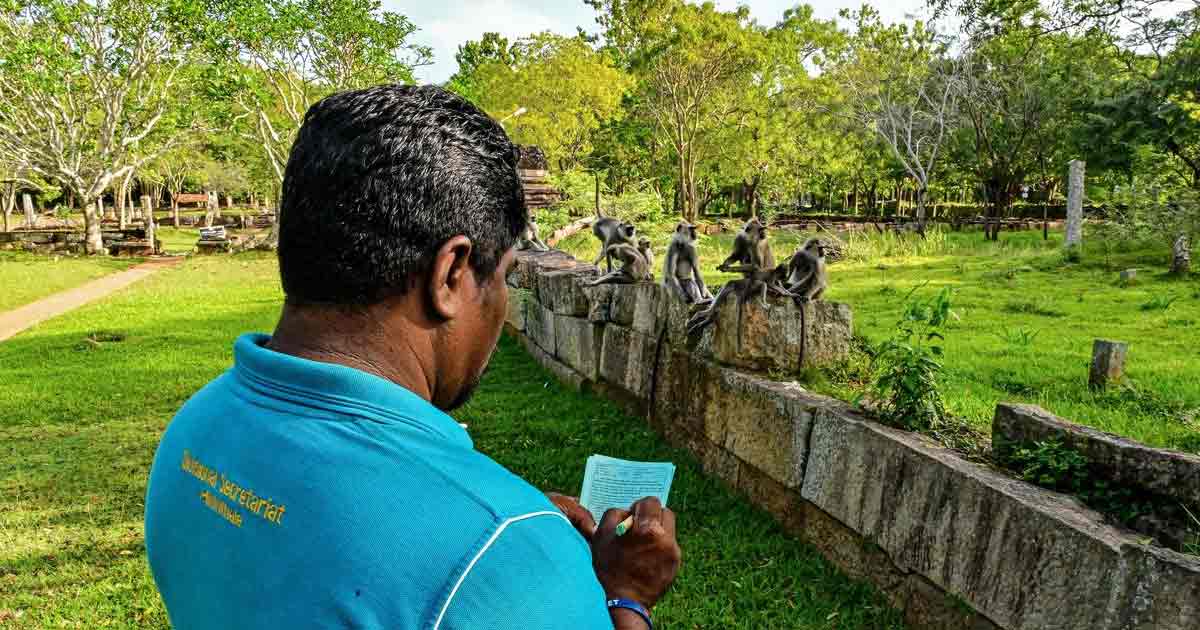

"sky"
[387,0,932,84]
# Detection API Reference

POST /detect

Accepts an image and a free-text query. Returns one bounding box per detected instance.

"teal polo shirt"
[145,333,612,629]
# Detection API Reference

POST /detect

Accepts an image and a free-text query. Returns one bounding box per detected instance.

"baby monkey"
[784,238,829,369]
[516,219,550,252]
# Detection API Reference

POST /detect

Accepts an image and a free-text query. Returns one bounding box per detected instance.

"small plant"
[1182,503,1200,557]
[1002,299,1066,318]
[1010,440,1089,491]
[1140,293,1179,312]
[1063,245,1082,264]
[866,286,954,432]
[995,327,1040,346]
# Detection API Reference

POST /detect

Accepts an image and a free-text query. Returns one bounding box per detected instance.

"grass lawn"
[0,253,901,628]
[559,224,1200,453]
[0,251,140,313]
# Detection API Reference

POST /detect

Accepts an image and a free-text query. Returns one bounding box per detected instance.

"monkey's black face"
[758,227,768,239]
[688,227,697,240]
[623,225,636,238]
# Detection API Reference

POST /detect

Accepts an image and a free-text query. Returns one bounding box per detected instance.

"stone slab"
[525,303,555,355]
[538,266,596,316]
[516,332,588,392]
[707,294,852,372]
[554,314,602,381]
[994,403,1200,509]
[598,324,660,399]
[802,409,1200,630]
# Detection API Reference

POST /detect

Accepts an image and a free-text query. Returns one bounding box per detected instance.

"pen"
[615,514,634,537]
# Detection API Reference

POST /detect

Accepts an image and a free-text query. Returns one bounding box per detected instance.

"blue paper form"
[579,454,676,522]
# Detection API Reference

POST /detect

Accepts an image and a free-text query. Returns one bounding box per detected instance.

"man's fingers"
[598,507,631,535]
[631,496,663,536]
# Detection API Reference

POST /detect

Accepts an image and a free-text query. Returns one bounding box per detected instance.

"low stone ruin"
[505,247,1200,630]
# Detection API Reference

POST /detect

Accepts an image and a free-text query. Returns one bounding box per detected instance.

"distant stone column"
[22,193,34,228]
[1089,339,1127,390]
[1065,160,1085,249]
[205,192,217,228]
[142,194,156,253]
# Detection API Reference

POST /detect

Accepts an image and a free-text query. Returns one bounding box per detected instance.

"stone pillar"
[142,194,156,253]
[205,191,217,228]
[1065,159,1084,249]
[1089,339,1127,390]
[22,193,34,228]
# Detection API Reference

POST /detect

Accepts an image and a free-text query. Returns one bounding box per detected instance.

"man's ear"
[427,235,475,320]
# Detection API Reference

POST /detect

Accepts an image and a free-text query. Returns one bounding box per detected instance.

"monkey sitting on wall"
[591,216,638,272]
[586,242,653,286]
[685,263,793,350]
[637,237,654,276]
[516,219,550,252]
[717,218,773,273]
[662,221,713,304]
[784,238,828,369]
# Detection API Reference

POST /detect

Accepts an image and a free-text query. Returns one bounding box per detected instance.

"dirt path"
[0,257,184,342]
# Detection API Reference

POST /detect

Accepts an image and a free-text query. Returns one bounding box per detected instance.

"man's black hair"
[277,84,526,305]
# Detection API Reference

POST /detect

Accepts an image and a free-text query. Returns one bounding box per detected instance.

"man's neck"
[266,303,436,403]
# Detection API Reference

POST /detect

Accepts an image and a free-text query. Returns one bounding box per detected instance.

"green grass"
[560,225,1200,453]
[0,254,901,628]
[0,250,139,312]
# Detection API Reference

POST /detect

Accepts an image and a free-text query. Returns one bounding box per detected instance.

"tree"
[446,32,515,102]
[202,0,430,246]
[0,0,198,253]
[470,33,632,171]
[834,8,960,229]
[590,0,763,222]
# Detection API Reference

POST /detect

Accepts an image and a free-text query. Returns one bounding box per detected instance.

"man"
[144,85,680,629]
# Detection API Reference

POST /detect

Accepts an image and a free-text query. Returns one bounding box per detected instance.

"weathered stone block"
[553,314,602,381]
[508,249,576,290]
[697,367,818,489]
[525,303,555,354]
[707,294,852,371]
[517,333,587,392]
[582,284,614,323]
[538,267,596,316]
[506,289,530,332]
[598,325,659,398]
[631,282,666,335]
[607,284,638,326]
[994,403,1200,509]
[802,409,1200,630]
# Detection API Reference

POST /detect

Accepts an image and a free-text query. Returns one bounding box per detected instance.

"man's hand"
[591,497,681,610]
[545,492,598,543]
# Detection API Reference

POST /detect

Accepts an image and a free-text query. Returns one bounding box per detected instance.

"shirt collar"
[232,333,473,448]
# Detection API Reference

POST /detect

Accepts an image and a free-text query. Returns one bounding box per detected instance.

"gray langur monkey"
[516,219,550,251]
[717,218,773,273]
[662,221,713,304]
[785,238,829,370]
[591,216,638,272]
[685,263,793,351]
[586,242,652,286]
[637,237,654,278]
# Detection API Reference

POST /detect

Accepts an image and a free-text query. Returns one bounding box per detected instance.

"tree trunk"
[22,193,34,228]
[118,185,128,229]
[142,195,156,254]
[1171,233,1191,275]
[83,198,104,254]
[171,195,179,228]
[594,172,601,217]
[1065,159,1085,249]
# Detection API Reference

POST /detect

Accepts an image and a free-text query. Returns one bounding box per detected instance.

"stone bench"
[107,240,157,257]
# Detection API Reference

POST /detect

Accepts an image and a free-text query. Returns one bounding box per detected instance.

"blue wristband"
[606,598,652,630]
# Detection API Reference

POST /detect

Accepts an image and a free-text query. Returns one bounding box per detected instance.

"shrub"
[867,286,954,432]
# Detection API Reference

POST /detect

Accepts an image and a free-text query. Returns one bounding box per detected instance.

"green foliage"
[867,286,954,431]
[994,327,1040,346]
[1141,293,1180,312]
[1007,439,1151,524]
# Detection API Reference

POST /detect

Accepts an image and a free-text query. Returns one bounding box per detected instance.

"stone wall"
[506,249,1200,630]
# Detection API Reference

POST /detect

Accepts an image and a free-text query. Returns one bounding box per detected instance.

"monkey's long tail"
[797,298,807,373]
